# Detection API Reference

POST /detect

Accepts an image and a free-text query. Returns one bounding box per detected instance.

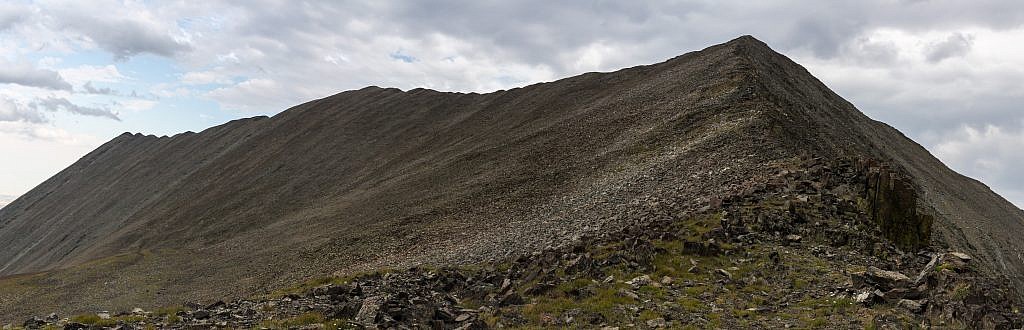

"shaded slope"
[0,36,1021,319]
[721,37,1024,296]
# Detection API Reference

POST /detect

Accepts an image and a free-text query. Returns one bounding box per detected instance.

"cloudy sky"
[0,0,1022,209]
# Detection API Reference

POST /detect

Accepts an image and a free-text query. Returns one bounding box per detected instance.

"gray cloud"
[46,2,190,60]
[81,81,119,96]
[934,122,1024,203]
[0,3,28,31]
[0,63,73,90]
[30,97,120,121]
[64,18,190,60]
[787,16,868,58]
[926,33,974,62]
[0,98,47,124]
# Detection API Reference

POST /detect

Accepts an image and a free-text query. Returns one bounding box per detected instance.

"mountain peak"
[712,34,774,56]
[724,34,765,46]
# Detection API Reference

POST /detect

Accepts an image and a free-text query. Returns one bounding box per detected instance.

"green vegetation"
[269,273,363,298]
[70,314,146,327]
[259,312,330,329]
[152,306,184,324]
[952,282,971,300]
[520,282,638,326]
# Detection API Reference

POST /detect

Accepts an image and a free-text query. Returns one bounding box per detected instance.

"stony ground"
[10,157,1021,329]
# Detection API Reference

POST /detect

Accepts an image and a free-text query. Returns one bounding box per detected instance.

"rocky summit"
[1,36,1023,328]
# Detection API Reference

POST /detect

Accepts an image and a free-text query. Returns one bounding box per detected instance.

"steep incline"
[0,117,269,274]
[0,36,1021,318]
[726,38,1024,296]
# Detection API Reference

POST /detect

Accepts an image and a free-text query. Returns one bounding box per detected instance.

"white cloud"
[206,78,295,112]
[180,70,232,85]
[933,123,1024,208]
[58,65,126,87]
[0,121,100,145]
[117,99,156,112]
[0,123,103,201]
[0,3,29,31]
[150,83,191,98]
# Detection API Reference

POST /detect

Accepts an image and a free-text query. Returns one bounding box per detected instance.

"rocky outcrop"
[861,162,933,250]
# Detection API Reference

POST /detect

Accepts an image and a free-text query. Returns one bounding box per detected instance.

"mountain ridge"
[1,35,1021,321]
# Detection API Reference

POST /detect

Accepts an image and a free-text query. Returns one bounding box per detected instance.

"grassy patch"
[269,273,361,298]
[678,297,705,312]
[952,282,971,300]
[522,283,636,325]
[70,314,147,327]
[153,306,185,324]
[260,312,327,329]
[638,309,660,321]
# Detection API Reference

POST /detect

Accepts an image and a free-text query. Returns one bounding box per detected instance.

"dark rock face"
[862,164,933,250]
[1,35,1023,321]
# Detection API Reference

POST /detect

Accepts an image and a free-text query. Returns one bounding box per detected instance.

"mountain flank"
[1,36,1022,327]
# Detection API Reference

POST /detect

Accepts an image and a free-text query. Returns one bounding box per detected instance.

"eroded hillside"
[1,36,1022,324]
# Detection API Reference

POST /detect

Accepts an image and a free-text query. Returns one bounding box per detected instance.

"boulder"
[626,275,652,289]
[617,289,639,300]
[939,252,973,272]
[914,254,940,284]
[565,254,594,274]
[861,266,910,290]
[355,295,386,325]
[946,252,972,261]
[646,317,667,328]
[63,323,89,330]
[22,317,45,329]
[854,289,885,305]
[897,299,925,313]
[498,292,524,306]
[682,240,722,256]
[433,308,455,322]
[191,310,210,320]
[206,301,226,310]
[499,278,512,293]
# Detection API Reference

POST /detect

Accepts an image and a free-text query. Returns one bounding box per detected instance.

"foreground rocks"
[11,157,1023,329]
